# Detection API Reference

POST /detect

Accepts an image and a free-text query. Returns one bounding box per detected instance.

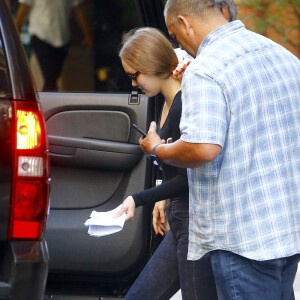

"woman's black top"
[132,91,189,207]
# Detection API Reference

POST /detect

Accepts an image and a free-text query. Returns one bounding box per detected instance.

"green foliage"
[238,0,300,56]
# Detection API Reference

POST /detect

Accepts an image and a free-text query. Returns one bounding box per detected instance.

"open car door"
[37,0,168,298]
[41,92,155,297]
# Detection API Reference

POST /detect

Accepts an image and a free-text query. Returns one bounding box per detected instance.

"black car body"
[0,1,50,299]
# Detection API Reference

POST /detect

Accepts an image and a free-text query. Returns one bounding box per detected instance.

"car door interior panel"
[46,110,132,142]
[39,92,155,289]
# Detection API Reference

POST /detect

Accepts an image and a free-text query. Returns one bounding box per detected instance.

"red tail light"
[8,101,50,240]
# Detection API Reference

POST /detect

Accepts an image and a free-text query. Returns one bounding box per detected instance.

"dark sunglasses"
[127,71,141,81]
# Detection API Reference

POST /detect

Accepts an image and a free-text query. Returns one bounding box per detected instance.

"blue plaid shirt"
[180,21,300,261]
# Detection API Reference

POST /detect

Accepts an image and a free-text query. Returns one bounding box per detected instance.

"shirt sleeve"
[180,65,229,147]
[132,168,188,207]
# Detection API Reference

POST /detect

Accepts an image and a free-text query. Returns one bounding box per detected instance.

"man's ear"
[177,15,192,35]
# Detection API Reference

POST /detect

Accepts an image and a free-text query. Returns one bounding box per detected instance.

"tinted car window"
[0,33,10,97]
[16,0,141,93]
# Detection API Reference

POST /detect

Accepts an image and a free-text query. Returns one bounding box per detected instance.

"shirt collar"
[197,20,246,56]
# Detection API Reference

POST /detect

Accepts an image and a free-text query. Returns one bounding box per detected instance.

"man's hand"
[152,200,169,236]
[139,122,164,155]
[114,196,136,221]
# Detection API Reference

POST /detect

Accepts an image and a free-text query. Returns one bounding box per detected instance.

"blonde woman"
[116,27,218,300]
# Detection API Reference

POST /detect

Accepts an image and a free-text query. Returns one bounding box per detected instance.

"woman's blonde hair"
[119,27,178,79]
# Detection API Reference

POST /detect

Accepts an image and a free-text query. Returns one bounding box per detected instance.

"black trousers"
[31,35,69,91]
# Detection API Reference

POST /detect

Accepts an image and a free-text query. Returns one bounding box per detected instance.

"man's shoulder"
[191,26,297,80]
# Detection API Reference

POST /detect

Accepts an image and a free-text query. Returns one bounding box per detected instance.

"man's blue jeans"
[125,199,217,300]
[210,250,300,300]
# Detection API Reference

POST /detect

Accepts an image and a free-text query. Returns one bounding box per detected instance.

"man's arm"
[73,3,93,49]
[139,121,222,168]
[15,3,31,32]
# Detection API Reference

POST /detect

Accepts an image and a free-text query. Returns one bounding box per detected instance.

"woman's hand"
[152,200,169,236]
[115,196,136,221]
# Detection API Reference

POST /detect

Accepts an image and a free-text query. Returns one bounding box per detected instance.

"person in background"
[140,0,300,299]
[116,27,216,300]
[15,0,92,91]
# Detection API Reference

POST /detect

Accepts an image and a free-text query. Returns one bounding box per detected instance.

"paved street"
[170,264,300,300]
[44,265,300,300]
[43,265,300,299]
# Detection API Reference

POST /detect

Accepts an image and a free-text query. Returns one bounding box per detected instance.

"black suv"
[0,1,50,299]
